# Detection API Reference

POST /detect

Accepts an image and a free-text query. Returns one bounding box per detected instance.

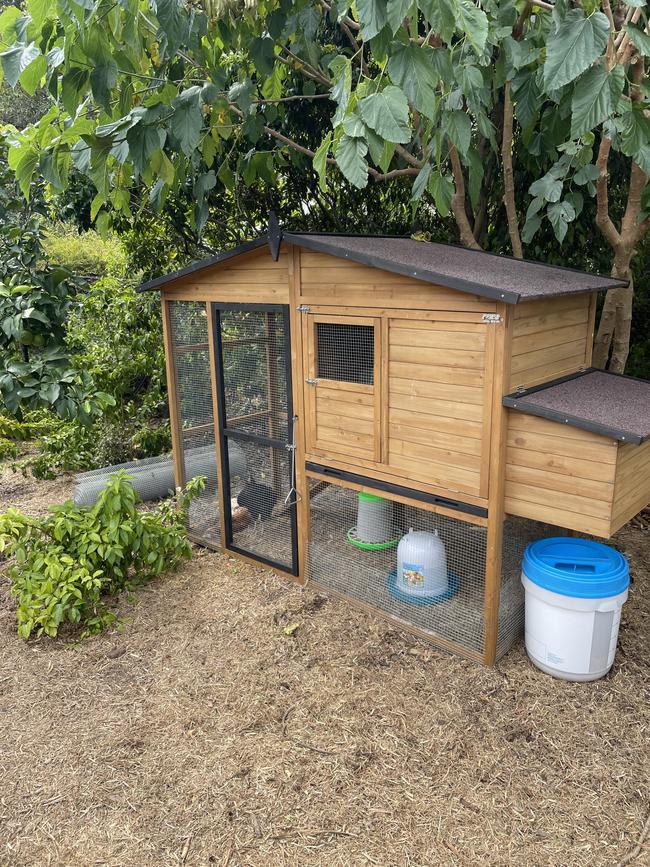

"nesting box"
[140,222,650,665]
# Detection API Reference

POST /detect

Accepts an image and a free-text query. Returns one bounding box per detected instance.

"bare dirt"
[0,464,649,867]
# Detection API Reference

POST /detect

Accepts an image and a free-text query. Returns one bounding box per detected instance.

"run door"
[303,313,381,463]
[212,303,298,575]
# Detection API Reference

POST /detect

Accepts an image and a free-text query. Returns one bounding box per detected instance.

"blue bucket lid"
[523,537,629,599]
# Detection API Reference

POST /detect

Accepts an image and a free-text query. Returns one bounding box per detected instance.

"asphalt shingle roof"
[503,370,650,443]
[139,232,627,304]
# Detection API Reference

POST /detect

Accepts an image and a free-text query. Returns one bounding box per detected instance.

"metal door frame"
[211,302,299,576]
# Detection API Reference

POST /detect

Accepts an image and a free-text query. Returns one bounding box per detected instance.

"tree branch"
[448,144,481,250]
[501,80,523,258]
[595,136,621,249]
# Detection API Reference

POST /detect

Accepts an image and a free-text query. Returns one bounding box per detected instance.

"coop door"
[212,304,298,575]
[304,314,381,463]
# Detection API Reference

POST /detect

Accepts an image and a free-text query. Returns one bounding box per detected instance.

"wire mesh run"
[316,322,374,385]
[168,300,219,543]
[497,516,561,659]
[219,308,289,441]
[225,438,295,571]
[308,481,487,654]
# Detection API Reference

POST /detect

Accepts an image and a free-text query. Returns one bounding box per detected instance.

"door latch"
[305,378,318,386]
[482,313,502,323]
[297,304,311,313]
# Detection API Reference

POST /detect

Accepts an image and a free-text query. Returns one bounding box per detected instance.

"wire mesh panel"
[497,516,561,660]
[168,300,219,544]
[224,438,295,570]
[308,480,487,655]
[214,304,298,575]
[316,322,374,385]
[219,308,289,441]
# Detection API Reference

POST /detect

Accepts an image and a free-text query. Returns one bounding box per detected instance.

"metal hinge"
[297,304,311,313]
[482,313,502,323]
[305,378,318,386]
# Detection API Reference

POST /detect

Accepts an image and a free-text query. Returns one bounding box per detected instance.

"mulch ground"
[0,464,649,867]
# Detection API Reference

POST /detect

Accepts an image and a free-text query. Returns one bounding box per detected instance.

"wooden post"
[206,301,228,549]
[265,311,283,495]
[288,245,310,584]
[483,305,513,666]
[161,296,186,489]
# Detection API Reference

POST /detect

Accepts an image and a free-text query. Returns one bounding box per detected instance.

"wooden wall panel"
[509,294,592,390]
[386,317,491,498]
[161,248,291,304]
[297,251,496,312]
[505,411,618,537]
[610,440,650,534]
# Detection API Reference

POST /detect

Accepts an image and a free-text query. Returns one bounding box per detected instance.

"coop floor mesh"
[308,483,487,654]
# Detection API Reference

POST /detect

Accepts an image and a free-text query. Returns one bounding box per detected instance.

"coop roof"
[503,369,650,444]
[138,232,626,303]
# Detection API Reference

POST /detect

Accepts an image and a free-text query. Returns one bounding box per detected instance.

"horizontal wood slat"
[389,421,482,456]
[391,345,485,369]
[389,361,484,387]
[390,327,486,351]
[389,376,483,405]
[390,392,483,423]
[389,407,483,440]
[511,322,588,356]
[316,410,375,436]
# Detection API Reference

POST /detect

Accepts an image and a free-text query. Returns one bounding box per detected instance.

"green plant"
[0,144,114,421]
[43,222,127,277]
[0,472,205,639]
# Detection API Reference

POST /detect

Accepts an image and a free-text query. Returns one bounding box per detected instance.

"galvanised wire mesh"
[497,516,561,660]
[168,300,219,543]
[220,308,288,441]
[225,438,294,571]
[308,480,487,654]
[316,322,374,385]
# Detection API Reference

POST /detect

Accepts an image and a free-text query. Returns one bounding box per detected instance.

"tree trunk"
[592,253,634,372]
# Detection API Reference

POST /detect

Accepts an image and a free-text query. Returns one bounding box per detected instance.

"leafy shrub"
[42,222,127,277]
[0,472,204,639]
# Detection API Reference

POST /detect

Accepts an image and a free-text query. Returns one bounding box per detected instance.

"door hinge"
[482,313,502,323]
[297,304,311,313]
[305,378,318,386]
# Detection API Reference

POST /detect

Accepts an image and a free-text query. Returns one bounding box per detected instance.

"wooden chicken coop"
[140,226,650,665]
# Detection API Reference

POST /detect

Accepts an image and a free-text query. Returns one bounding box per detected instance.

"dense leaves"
[0,0,645,252]
[0,0,648,370]
[0,472,204,638]
[0,149,114,421]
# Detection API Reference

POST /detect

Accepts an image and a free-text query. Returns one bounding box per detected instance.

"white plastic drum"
[522,537,630,682]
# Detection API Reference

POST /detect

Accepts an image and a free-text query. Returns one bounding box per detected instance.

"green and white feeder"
[347,491,400,551]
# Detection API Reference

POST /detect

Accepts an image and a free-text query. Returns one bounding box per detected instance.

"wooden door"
[304,313,381,463]
[386,316,493,499]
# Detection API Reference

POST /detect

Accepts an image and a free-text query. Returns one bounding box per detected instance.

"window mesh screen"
[308,480,486,655]
[220,309,288,441]
[316,323,374,385]
[168,301,219,543]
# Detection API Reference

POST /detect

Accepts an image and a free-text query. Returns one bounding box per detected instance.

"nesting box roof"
[504,370,650,444]
[139,232,626,304]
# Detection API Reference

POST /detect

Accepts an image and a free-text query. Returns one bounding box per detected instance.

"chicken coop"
[140,223,650,665]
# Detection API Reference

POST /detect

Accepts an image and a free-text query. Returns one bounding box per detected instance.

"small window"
[316,322,374,385]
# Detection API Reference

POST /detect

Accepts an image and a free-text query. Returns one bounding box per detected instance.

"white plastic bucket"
[521,537,629,682]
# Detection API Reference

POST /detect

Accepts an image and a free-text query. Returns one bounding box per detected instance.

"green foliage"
[2,0,646,258]
[0,145,114,421]
[0,472,204,639]
[42,223,127,277]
